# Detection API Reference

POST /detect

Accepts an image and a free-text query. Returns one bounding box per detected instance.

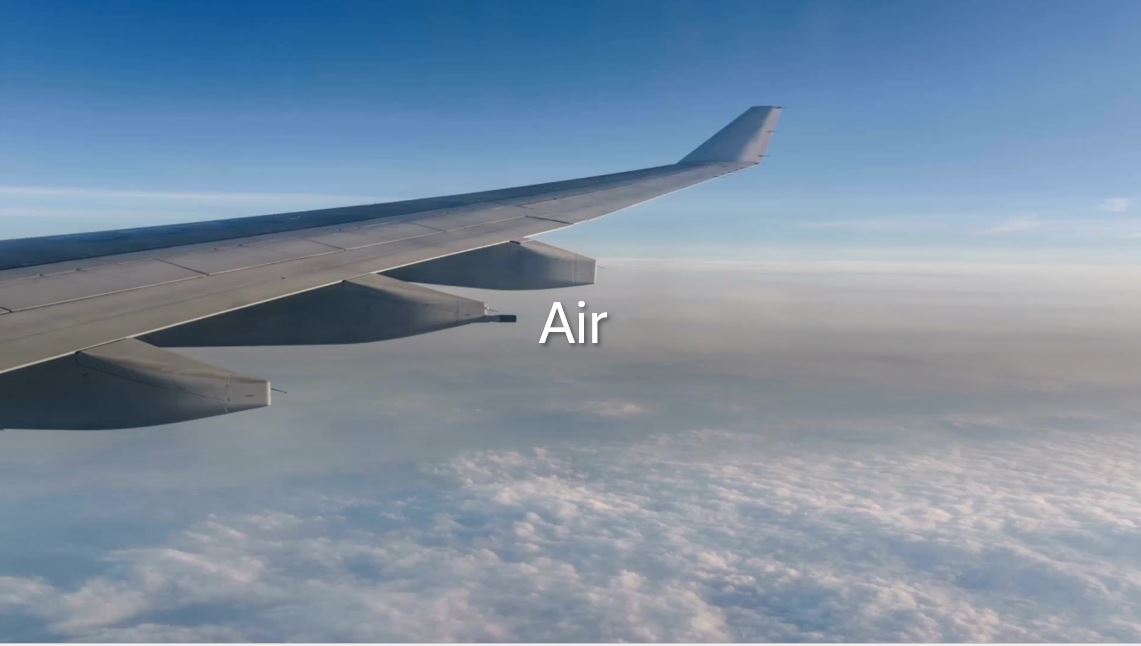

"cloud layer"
[1099,197,1134,214]
[2,261,1141,641]
[2,418,1139,641]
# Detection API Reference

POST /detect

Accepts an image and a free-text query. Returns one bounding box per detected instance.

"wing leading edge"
[0,106,782,429]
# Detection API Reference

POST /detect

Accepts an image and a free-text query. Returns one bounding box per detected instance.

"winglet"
[680,106,782,164]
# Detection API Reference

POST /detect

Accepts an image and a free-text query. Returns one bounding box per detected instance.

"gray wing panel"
[303,221,437,250]
[0,162,754,372]
[160,237,341,275]
[0,215,563,374]
[0,164,684,272]
[0,164,734,313]
[386,203,535,231]
[0,260,202,312]
[0,106,782,372]
[519,162,744,223]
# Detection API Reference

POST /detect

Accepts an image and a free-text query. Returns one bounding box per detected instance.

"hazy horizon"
[1,259,1139,640]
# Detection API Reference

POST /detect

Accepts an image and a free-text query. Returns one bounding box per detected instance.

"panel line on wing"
[155,259,210,276]
[0,214,572,375]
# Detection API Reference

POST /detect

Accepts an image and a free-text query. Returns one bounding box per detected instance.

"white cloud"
[1098,197,1134,213]
[586,399,648,418]
[795,217,954,234]
[978,215,1042,236]
[2,422,1138,641]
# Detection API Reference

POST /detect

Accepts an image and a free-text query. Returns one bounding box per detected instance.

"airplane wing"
[0,106,781,429]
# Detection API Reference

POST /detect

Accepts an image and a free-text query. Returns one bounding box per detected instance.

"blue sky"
[2,0,1141,260]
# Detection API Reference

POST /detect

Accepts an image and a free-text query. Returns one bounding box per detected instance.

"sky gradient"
[3,0,1141,260]
[2,1,1141,641]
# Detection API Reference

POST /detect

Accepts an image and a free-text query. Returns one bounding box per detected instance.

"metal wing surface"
[0,106,781,428]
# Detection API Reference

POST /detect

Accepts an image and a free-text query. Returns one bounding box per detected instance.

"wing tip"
[680,106,782,164]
